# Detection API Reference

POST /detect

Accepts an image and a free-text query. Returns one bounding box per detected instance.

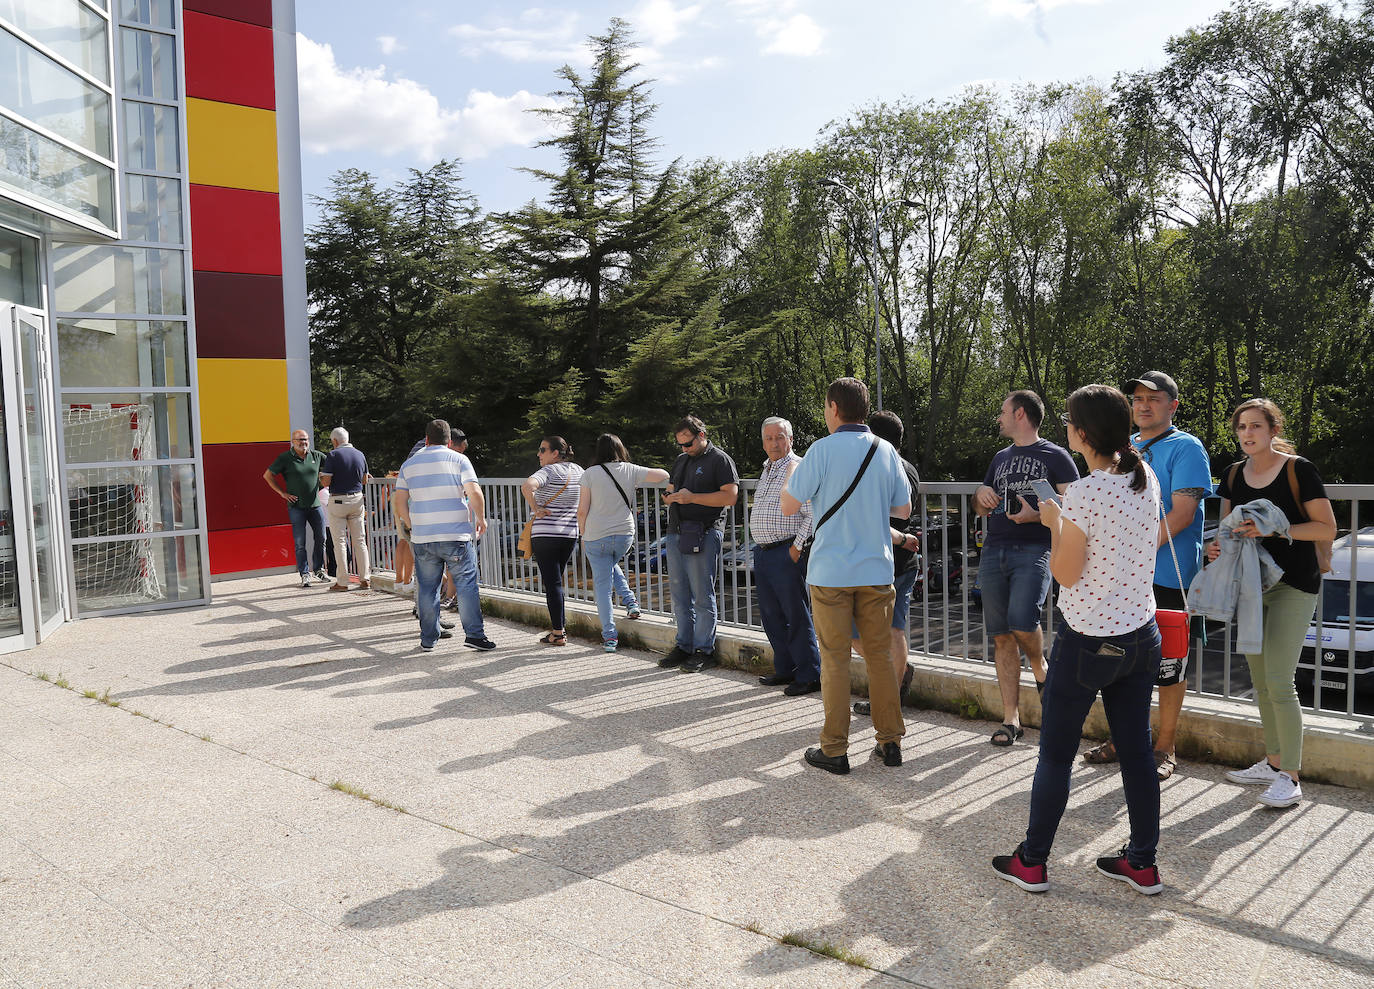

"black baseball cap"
[1124,371,1178,401]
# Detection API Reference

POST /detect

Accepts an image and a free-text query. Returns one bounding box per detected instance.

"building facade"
[0,0,309,653]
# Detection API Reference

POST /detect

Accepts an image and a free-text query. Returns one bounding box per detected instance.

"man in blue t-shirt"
[1082,371,1213,779]
[974,391,1079,747]
[783,378,912,775]
[320,427,371,591]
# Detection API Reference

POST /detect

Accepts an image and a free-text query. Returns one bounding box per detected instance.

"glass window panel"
[61,394,193,462]
[73,533,203,613]
[123,173,180,243]
[0,116,114,225]
[119,27,175,100]
[0,226,41,307]
[57,320,189,387]
[0,2,110,83]
[116,0,173,29]
[0,28,112,157]
[66,463,197,535]
[52,243,184,314]
[122,100,177,172]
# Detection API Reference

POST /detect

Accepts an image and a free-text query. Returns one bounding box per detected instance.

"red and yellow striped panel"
[184,4,293,574]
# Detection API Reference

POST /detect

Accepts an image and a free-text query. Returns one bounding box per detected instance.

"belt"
[755,539,795,551]
[331,492,363,502]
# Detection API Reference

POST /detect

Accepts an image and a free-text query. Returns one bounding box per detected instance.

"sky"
[292,0,1238,224]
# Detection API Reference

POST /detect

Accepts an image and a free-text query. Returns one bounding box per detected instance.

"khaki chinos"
[811,584,904,755]
[327,493,370,587]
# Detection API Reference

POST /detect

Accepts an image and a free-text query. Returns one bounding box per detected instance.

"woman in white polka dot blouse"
[993,384,1166,897]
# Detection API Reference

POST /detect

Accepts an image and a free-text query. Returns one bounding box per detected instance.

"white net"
[63,403,161,602]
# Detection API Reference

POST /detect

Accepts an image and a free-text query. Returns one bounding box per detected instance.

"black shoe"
[412,605,455,630]
[680,650,717,673]
[873,741,902,767]
[464,636,497,651]
[759,673,794,686]
[853,700,872,716]
[658,646,692,669]
[804,747,850,775]
[783,680,820,697]
[438,630,453,639]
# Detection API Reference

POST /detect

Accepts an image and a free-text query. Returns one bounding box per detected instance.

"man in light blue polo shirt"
[782,377,912,775]
[393,419,496,652]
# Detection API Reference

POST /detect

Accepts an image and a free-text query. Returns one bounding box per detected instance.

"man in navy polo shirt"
[320,427,371,591]
[783,377,912,774]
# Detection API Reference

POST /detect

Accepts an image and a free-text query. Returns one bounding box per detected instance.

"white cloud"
[376,35,404,55]
[296,35,558,160]
[760,14,823,56]
[970,0,1107,19]
[630,0,702,48]
[727,0,824,57]
[449,9,588,63]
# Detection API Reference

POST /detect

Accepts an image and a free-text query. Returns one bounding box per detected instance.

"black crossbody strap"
[813,437,880,537]
[1137,426,1176,460]
[602,463,633,511]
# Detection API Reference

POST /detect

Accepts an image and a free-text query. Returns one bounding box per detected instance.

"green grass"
[54,674,70,689]
[329,779,405,813]
[954,692,985,721]
[779,933,873,968]
[81,688,99,699]
[34,671,50,682]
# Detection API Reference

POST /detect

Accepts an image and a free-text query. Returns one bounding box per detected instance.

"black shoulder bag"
[798,437,880,574]
[668,455,710,554]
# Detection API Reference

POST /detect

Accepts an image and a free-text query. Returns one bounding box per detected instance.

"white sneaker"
[1225,758,1281,786]
[299,573,311,588]
[313,569,330,584]
[1257,772,1302,808]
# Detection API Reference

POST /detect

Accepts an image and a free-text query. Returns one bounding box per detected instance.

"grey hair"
[330,427,349,444]
[761,416,793,439]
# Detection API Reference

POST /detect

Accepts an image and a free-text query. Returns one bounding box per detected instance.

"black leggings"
[532,536,578,629]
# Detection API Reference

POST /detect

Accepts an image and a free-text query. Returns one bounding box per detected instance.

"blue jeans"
[1024,619,1163,868]
[891,566,919,630]
[666,527,723,653]
[981,543,1052,636]
[584,534,638,642]
[413,540,484,646]
[754,542,821,681]
[288,504,325,575]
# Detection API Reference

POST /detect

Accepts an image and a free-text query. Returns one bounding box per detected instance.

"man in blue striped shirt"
[394,419,496,652]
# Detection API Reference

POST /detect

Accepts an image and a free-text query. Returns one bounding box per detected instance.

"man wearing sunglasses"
[263,429,330,588]
[660,415,739,673]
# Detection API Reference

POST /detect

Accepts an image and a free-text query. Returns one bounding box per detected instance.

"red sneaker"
[992,845,1049,893]
[1095,849,1163,895]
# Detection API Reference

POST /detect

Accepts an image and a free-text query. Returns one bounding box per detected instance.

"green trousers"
[1244,582,1317,772]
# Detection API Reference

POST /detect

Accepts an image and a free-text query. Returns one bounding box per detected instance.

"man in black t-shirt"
[659,415,740,673]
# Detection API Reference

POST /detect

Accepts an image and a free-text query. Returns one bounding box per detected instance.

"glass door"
[0,365,24,650]
[15,307,64,637]
[0,303,65,652]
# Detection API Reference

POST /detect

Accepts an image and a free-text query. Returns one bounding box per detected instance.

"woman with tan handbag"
[1210,398,1336,809]
[522,436,583,645]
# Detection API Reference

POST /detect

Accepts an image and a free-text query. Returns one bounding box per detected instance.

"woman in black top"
[1207,398,1335,809]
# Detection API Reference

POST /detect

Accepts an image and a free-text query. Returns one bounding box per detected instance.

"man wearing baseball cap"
[1082,371,1212,779]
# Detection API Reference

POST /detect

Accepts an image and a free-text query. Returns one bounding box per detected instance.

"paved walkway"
[2,576,1371,988]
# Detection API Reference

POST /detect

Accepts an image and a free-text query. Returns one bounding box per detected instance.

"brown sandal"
[539,631,566,646]
[1082,740,1119,764]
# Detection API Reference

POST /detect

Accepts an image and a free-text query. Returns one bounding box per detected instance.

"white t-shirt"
[1058,464,1161,637]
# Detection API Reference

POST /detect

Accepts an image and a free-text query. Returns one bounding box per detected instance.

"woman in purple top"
[522,436,583,645]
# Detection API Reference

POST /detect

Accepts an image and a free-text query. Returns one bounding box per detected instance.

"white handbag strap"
[1160,497,1188,611]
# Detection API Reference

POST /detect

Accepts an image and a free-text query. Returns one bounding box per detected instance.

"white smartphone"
[1030,478,1061,507]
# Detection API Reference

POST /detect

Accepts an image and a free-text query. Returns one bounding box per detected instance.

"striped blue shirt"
[396,446,479,543]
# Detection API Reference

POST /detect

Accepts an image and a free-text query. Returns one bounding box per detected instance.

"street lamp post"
[817,178,919,412]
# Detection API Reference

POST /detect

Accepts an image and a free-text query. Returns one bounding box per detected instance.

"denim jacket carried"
[1186,500,1290,654]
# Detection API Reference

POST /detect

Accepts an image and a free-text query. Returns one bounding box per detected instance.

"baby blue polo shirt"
[785,425,912,588]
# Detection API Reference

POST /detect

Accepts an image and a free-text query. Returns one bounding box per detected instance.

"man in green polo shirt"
[263,429,330,588]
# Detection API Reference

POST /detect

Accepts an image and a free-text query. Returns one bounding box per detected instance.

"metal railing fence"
[363,475,1374,728]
